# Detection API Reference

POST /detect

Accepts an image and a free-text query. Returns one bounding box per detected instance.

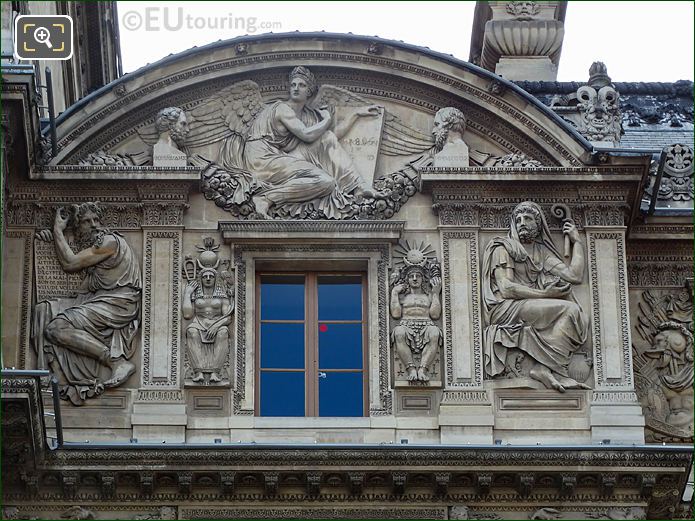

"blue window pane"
[261,276,304,320]
[260,372,305,416]
[318,276,362,321]
[260,323,305,369]
[318,323,363,370]
[319,372,363,417]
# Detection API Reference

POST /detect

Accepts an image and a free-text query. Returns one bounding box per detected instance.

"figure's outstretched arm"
[276,104,331,143]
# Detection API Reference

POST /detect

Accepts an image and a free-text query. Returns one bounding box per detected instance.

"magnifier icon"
[33,26,53,49]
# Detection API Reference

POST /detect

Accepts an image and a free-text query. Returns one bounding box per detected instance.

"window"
[256,273,367,417]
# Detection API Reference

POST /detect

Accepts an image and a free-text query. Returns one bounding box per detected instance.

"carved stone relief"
[190,66,437,220]
[482,201,592,392]
[648,144,694,204]
[551,62,623,145]
[151,107,190,167]
[390,241,443,385]
[506,1,541,20]
[182,238,234,386]
[633,288,694,442]
[432,107,470,167]
[30,203,142,405]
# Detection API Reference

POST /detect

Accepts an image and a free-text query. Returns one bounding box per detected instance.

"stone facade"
[2,6,693,519]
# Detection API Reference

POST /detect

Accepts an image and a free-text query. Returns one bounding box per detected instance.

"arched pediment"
[51,33,593,169]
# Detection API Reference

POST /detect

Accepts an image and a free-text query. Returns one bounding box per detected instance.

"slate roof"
[515,80,694,151]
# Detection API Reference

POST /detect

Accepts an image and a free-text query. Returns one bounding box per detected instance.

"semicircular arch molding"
[51,33,592,167]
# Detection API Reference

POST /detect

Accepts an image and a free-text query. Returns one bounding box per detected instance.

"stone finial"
[588,61,612,89]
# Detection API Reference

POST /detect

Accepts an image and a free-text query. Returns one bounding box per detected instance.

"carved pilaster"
[587,231,633,389]
[517,474,535,498]
[601,473,617,496]
[587,228,645,443]
[441,231,483,388]
[140,472,154,496]
[641,474,656,498]
[560,474,577,496]
[61,472,78,499]
[178,471,192,495]
[2,230,33,369]
[139,230,182,389]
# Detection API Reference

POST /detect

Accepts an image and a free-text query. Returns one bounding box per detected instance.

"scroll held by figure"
[182,238,234,385]
[483,201,590,392]
[31,203,142,405]
[390,242,443,384]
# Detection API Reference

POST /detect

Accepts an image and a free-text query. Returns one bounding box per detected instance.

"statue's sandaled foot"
[104,359,135,388]
[209,372,221,383]
[191,371,204,383]
[529,365,565,392]
[555,375,591,390]
[252,195,271,219]
[416,366,430,382]
[406,366,418,381]
[354,186,377,200]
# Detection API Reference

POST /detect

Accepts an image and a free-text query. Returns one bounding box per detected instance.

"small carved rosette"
[389,241,443,387]
[182,237,235,387]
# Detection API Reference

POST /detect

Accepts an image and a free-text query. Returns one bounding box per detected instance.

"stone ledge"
[219,220,405,242]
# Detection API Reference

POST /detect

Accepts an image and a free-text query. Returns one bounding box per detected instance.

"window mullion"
[306,273,319,416]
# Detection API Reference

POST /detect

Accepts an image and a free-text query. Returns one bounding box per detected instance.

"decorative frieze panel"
[4,182,190,229]
[627,240,693,289]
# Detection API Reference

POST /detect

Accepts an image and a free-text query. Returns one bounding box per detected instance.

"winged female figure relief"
[187,66,435,220]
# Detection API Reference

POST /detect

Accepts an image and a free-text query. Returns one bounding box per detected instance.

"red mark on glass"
[319,324,328,333]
